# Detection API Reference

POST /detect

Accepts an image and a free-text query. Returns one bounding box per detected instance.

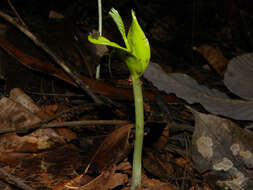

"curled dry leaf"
[85,124,133,173]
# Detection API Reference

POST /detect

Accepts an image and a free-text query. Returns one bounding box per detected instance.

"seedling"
[88,8,150,189]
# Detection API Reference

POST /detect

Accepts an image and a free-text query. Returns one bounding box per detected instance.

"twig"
[40,119,130,128]
[0,167,35,190]
[0,11,103,104]
[0,119,130,134]
[7,0,28,28]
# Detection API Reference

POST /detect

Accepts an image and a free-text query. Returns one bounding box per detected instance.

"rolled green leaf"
[126,10,150,77]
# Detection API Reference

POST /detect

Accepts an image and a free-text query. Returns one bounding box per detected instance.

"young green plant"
[88,8,150,189]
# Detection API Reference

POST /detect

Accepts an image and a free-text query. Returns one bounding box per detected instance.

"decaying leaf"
[193,45,229,76]
[54,166,128,190]
[143,150,174,182]
[85,124,133,173]
[0,128,66,153]
[0,97,41,133]
[10,88,51,120]
[1,144,81,189]
[190,108,253,190]
[224,52,253,101]
[0,88,77,153]
[144,62,253,121]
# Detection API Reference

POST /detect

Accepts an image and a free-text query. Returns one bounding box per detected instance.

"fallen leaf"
[1,144,81,189]
[190,108,253,189]
[0,97,41,133]
[49,10,64,19]
[10,88,50,120]
[224,52,253,100]
[144,62,253,121]
[193,45,229,76]
[85,124,133,173]
[0,128,66,153]
[141,173,176,190]
[143,150,174,182]
[54,166,128,190]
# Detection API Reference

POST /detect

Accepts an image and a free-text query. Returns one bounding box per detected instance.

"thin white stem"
[98,0,102,36]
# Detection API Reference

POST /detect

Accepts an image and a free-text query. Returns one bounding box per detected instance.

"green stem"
[131,75,144,190]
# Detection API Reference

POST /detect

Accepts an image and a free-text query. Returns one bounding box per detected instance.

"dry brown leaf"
[40,104,59,116]
[10,88,50,120]
[85,124,133,173]
[49,10,64,19]
[193,45,229,76]
[2,144,81,189]
[54,166,127,190]
[143,151,174,182]
[0,151,29,166]
[0,128,66,153]
[54,128,77,142]
[0,97,41,133]
[141,173,175,190]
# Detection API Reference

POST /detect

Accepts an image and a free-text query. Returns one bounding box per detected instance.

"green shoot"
[88,8,150,189]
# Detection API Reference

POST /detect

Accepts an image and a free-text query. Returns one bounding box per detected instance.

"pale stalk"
[98,0,102,36]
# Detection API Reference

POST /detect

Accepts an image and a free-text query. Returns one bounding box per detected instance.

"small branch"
[0,11,103,104]
[0,167,35,190]
[7,0,28,28]
[40,119,130,128]
[0,119,131,134]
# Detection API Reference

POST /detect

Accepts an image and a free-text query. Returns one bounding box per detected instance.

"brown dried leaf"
[54,128,77,142]
[0,128,66,153]
[54,166,128,190]
[86,124,133,173]
[143,151,174,182]
[193,45,229,76]
[79,167,126,190]
[2,144,81,189]
[0,97,41,133]
[0,151,29,166]
[10,88,50,120]
[141,173,175,190]
[40,104,59,116]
